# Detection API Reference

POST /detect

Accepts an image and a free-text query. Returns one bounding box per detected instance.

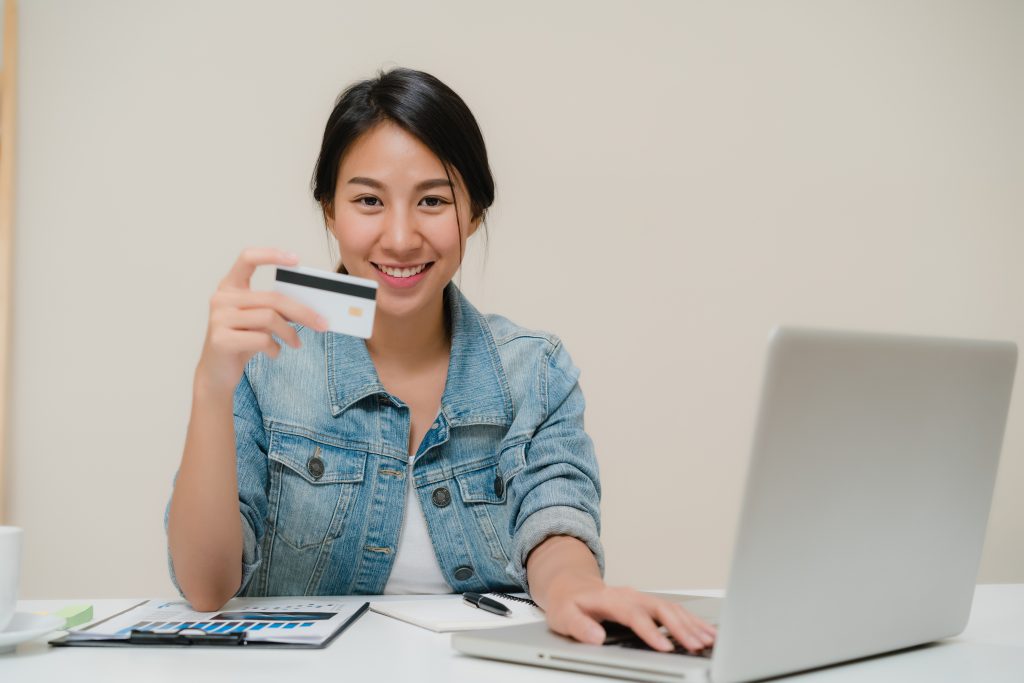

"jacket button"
[431,487,451,508]
[494,474,504,497]
[453,566,474,581]
[307,455,325,480]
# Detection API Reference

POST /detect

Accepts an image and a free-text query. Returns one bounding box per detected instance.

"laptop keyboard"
[600,621,714,659]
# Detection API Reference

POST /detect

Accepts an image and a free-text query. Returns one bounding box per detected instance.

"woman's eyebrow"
[346,176,452,192]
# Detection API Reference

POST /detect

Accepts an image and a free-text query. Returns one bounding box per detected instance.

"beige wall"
[8,0,1023,598]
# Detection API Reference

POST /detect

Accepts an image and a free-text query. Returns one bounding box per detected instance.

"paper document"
[61,597,367,645]
[371,593,545,632]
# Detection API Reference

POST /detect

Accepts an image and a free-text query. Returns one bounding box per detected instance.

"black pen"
[462,592,511,617]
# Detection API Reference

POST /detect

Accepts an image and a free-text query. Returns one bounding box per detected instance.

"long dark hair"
[311,68,495,274]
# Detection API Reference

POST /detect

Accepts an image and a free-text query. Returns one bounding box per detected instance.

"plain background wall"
[6,0,1023,598]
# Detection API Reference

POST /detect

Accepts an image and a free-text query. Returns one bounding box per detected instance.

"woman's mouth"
[371,261,434,289]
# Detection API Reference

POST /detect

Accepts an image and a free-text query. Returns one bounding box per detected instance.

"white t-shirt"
[382,454,452,594]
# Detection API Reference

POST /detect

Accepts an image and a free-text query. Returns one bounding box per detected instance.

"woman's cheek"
[335,213,380,245]
[426,217,466,252]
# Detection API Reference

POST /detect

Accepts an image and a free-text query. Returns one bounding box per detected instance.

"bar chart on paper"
[117,600,338,635]
[117,619,323,635]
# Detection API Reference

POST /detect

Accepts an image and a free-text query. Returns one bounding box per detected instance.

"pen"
[462,592,511,617]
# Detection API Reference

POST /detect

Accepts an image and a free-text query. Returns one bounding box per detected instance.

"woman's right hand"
[195,247,329,394]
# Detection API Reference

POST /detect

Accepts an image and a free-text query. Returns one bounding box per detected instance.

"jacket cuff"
[507,505,605,592]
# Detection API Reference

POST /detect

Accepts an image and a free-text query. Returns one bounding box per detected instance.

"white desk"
[4,585,1023,682]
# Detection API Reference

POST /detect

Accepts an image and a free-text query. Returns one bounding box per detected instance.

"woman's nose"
[379,208,423,253]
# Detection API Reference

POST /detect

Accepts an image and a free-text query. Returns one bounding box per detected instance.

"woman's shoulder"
[481,312,580,382]
[482,312,561,351]
[479,312,583,423]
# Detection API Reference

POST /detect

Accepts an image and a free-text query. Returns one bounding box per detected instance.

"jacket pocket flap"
[268,431,366,484]
[456,462,506,504]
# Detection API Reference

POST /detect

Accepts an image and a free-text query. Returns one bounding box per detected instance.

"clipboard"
[49,600,370,649]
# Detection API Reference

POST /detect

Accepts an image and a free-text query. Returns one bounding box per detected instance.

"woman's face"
[325,120,480,320]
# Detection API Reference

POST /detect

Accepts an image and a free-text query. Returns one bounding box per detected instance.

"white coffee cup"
[0,526,22,632]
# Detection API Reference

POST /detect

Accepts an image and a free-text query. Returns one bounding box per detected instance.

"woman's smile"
[371,260,435,289]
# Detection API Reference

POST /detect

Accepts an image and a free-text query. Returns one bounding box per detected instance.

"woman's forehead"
[338,121,466,190]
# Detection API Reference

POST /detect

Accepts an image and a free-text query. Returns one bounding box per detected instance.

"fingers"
[220,247,299,291]
[219,308,302,350]
[570,588,673,652]
[654,601,714,652]
[208,328,282,360]
[624,609,675,652]
[568,587,717,654]
[212,289,327,333]
[689,608,717,639]
[548,602,607,646]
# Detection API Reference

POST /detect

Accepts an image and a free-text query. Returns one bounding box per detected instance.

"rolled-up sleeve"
[505,341,604,590]
[164,363,269,598]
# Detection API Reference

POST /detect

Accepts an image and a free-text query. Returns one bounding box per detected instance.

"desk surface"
[4,585,1024,682]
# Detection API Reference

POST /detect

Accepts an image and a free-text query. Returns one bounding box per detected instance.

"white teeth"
[376,263,427,278]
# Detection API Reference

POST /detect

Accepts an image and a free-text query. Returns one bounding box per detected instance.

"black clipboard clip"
[128,627,248,646]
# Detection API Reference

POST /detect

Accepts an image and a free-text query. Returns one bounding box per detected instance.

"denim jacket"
[166,283,603,597]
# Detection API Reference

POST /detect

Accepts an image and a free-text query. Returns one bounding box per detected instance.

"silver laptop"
[453,326,1017,682]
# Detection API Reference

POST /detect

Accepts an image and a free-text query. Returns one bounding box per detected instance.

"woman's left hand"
[542,573,717,653]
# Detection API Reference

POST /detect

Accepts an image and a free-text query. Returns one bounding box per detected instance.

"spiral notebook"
[370,593,544,632]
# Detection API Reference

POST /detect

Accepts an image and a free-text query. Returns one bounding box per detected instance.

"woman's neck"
[365,293,450,372]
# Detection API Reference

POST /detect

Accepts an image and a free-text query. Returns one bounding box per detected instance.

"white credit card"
[273,265,378,339]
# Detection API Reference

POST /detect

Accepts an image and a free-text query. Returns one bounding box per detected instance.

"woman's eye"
[420,196,450,208]
[356,196,381,207]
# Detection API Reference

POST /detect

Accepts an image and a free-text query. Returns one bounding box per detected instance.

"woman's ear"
[321,200,335,227]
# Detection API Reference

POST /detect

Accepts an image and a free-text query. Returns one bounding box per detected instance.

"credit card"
[273,265,378,339]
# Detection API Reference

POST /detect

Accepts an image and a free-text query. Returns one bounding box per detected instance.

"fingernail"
[587,625,605,643]
[283,251,299,261]
[658,636,673,650]
[316,316,329,330]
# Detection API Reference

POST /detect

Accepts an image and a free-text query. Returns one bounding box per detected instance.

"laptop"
[453,326,1017,682]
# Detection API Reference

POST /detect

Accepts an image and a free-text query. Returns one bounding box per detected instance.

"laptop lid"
[711,327,1017,682]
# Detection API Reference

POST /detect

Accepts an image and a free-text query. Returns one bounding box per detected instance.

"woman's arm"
[166,248,325,611]
[166,371,244,611]
[508,340,714,652]
[526,534,717,653]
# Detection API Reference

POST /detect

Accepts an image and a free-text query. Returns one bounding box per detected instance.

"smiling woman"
[165,67,716,655]
[311,68,494,283]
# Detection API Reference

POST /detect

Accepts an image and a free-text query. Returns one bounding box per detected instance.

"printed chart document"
[52,597,369,647]
[371,594,545,632]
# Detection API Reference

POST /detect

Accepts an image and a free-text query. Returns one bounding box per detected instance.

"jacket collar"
[326,282,513,428]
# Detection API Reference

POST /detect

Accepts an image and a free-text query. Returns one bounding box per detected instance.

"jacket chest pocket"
[267,429,367,550]
[453,443,527,565]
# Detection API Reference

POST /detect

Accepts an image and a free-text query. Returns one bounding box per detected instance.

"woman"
[166,67,716,654]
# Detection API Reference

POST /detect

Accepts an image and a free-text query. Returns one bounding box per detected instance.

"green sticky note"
[54,604,93,629]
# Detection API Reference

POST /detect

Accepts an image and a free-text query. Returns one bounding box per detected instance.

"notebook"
[370,593,545,632]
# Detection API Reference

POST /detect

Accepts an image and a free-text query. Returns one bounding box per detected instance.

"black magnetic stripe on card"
[276,269,377,300]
